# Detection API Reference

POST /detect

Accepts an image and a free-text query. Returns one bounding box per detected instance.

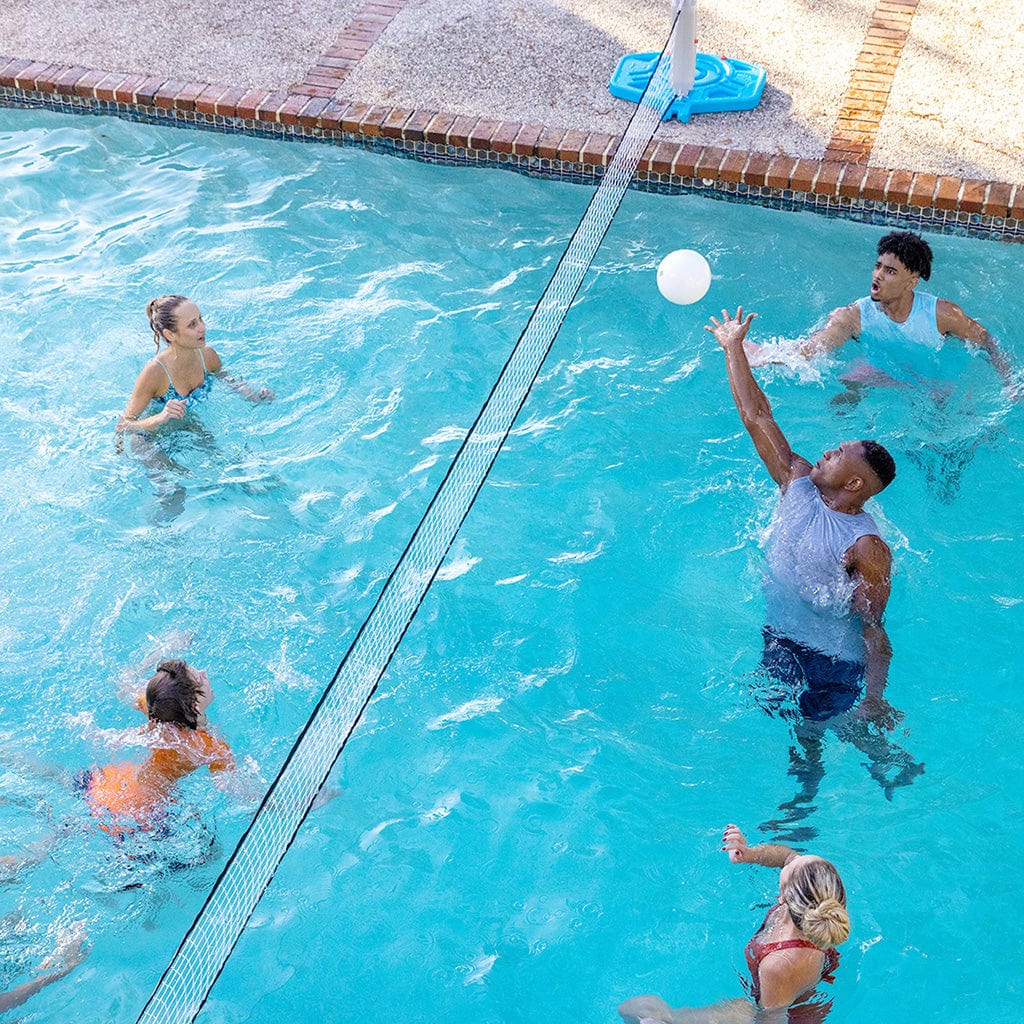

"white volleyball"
[656,249,712,305]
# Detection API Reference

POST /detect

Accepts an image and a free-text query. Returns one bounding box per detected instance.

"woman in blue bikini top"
[117,294,273,433]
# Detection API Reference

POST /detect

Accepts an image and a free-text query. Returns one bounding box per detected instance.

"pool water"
[0,108,1021,1024]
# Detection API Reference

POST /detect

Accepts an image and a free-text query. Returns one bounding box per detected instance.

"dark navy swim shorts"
[759,629,865,721]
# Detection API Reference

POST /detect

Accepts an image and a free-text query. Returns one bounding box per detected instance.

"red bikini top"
[744,905,840,1001]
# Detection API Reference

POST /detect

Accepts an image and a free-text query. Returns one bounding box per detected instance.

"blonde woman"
[117,294,273,433]
[619,824,849,1023]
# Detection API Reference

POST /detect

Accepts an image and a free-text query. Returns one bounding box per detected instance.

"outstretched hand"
[721,823,751,864]
[705,307,757,349]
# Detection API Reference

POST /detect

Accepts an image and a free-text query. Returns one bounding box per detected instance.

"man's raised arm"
[706,307,809,488]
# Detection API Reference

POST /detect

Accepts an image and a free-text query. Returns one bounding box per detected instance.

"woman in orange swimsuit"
[78,659,233,835]
[0,660,230,1011]
[117,294,273,434]
[619,824,849,1023]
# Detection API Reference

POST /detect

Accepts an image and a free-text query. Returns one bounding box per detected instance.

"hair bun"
[803,898,850,948]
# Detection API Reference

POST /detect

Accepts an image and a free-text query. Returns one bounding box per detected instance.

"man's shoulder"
[847,531,892,569]
[832,301,862,331]
[933,295,968,333]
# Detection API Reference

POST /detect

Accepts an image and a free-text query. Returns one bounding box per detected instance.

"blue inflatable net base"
[609,50,766,123]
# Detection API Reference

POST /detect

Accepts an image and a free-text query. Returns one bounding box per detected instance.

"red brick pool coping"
[2,0,1022,244]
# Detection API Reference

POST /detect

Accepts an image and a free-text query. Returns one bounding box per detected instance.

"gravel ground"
[1,0,1021,184]
[869,0,1024,184]
[337,0,874,158]
[0,0,352,91]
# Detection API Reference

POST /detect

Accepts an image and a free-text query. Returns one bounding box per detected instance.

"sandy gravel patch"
[0,0,1021,185]
[337,0,874,157]
[870,0,1024,183]
[0,0,352,91]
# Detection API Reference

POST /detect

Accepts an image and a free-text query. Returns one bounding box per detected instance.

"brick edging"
[826,0,921,163]
[2,57,1022,240]
[291,0,411,97]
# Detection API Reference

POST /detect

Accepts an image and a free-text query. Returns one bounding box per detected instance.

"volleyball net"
[135,17,678,1024]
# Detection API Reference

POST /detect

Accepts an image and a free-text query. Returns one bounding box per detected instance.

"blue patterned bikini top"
[152,349,212,407]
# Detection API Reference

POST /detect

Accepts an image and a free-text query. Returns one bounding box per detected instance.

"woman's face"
[163,301,206,350]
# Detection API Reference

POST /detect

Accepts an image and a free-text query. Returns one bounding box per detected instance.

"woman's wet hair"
[146,659,201,729]
[783,857,850,949]
[860,439,897,489]
[146,295,189,352]
[877,230,933,280]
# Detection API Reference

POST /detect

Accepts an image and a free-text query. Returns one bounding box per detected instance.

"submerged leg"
[0,833,60,884]
[0,925,88,1014]
[760,719,826,843]
[128,432,189,523]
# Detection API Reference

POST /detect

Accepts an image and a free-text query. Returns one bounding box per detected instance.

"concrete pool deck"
[1,0,1023,238]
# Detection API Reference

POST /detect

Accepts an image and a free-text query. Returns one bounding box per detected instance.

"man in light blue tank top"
[795,231,1015,392]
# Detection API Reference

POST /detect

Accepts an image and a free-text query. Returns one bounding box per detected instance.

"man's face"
[870,251,918,305]
[809,441,867,491]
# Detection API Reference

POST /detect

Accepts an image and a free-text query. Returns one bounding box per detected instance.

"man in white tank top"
[762,231,1015,393]
[705,307,898,728]
[708,309,924,810]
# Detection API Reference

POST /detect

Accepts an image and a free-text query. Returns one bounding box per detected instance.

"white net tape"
[136,21,677,1024]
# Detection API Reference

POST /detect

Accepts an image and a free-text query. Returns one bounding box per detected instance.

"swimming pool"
[1,108,1021,1023]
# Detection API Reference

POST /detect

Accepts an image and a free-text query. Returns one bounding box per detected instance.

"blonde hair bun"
[802,897,850,949]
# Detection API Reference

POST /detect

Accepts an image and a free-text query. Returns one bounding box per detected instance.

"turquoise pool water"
[0,108,1021,1023]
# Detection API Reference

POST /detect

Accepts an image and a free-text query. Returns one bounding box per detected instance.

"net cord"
[135,16,678,1024]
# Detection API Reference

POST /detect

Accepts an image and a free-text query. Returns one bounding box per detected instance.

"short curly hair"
[877,231,933,280]
[859,439,897,490]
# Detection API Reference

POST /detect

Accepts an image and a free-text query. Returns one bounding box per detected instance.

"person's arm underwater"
[619,995,786,1023]
[213,368,275,403]
[936,299,1018,396]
